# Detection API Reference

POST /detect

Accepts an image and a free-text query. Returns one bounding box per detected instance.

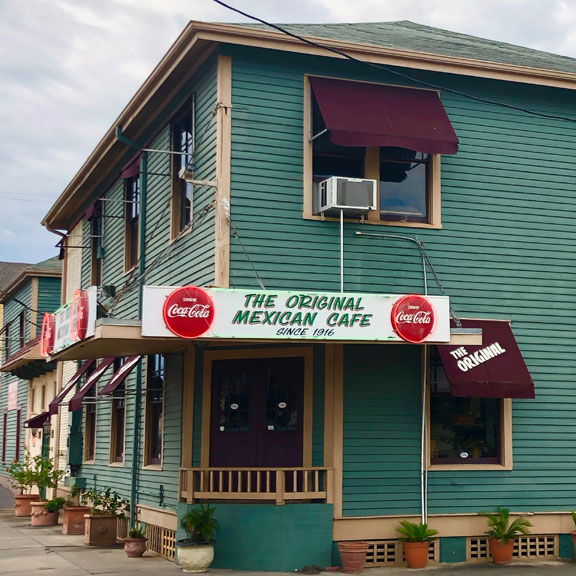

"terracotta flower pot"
[402,541,430,569]
[124,537,147,557]
[14,494,41,517]
[488,538,515,564]
[62,506,91,535]
[84,514,118,546]
[337,541,369,574]
[30,501,59,527]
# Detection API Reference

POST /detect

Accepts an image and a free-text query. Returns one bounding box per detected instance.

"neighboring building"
[39,20,576,568]
[0,262,29,331]
[0,258,61,482]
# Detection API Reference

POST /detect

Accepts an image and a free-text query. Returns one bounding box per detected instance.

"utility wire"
[212,0,576,124]
[0,288,44,315]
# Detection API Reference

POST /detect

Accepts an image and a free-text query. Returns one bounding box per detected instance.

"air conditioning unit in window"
[318,177,377,217]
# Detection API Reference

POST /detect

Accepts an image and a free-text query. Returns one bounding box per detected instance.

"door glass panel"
[265,366,299,432]
[217,370,250,432]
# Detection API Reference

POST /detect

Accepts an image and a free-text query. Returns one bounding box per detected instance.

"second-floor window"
[125,176,140,270]
[90,199,103,285]
[171,102,194,236]
[18,311,25,348]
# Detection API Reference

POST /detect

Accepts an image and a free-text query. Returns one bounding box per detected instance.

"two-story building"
[40,20,576,569]
[0,258,61,482]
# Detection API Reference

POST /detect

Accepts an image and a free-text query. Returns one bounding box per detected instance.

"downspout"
[116,126,147,529]
[421,346,429,524]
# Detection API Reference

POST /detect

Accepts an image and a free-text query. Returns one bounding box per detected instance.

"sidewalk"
[1,508,576,575]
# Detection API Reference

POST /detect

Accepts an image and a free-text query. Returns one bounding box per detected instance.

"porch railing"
[179,467,333,505]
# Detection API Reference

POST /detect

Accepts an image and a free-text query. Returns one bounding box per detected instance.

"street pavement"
[1,507,576,575]
[0,485,14,509]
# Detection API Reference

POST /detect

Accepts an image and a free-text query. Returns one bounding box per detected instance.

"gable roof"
[232,20,576,76]
[41,19,576,232]
[0,257,61,304]
[0,262,29,292]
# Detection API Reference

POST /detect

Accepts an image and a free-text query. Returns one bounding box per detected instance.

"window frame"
[109,358,126,465]
[144,354,165,468]
[90,199,104,286]
[170,99,195,239]
[124,175,140,272]
[82,367,97,463]
[303,75,442,229]
[426,348,513,471]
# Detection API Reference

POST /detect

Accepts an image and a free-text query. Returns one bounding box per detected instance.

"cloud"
[0,0,575,263]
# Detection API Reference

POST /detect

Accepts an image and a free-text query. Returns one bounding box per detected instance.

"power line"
[212,0,576,125]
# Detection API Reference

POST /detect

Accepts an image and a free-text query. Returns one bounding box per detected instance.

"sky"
[1,0,576,264]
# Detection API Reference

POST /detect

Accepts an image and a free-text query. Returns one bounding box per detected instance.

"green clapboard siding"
[225,45,576,516]
[37,277,61,314]
[343,344,422,516]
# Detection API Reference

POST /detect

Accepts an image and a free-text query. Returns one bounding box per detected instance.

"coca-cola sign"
[162,286,215,338]
[391,294,437,343]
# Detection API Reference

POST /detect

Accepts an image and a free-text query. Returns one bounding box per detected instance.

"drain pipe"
[116,126,147,529]
[421,346,429,524]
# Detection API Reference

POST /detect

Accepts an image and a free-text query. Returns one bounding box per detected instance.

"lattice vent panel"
[467,535,558,562]
[146,523,176,561]
[116,517,128,540]
[364,540,438,566]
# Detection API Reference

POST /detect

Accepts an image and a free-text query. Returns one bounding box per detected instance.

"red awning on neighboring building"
[120,152,142,179]
[68,358,115,411]
[24,412,50,429]
[99,356,142,396]
[436,319,535,399]
[309,76,459,154]
[49,359,96,415]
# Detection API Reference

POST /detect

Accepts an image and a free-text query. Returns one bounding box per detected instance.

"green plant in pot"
[396,520,438,569]
[177,505,219,573]
[30,454,65,500]
[6,449,39,517]
[479,508,531,564]
[62,484,91,535]
[124,522,148,558]
[80,487,129,547]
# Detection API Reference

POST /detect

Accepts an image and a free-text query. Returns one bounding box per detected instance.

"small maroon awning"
[68,358,115,411]
[436,319,535,399]
[49,359,96,415]
[120,152,142,179]
[24,412,50,429]
[99,356,141,396]
[309,76,459,154]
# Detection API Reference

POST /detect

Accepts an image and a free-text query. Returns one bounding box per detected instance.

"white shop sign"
[142,286,451,343]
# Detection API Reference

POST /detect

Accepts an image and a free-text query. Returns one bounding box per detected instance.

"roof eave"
[42,21,576,231]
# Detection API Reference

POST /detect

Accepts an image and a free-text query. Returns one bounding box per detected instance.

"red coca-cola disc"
[391,294,436,343]
[162,286,215,339]
[39,313,55,357]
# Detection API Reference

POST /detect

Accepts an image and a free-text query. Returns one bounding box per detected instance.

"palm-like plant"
[396,520,438,542]
[479,508,532,542]
[180,505,219,545]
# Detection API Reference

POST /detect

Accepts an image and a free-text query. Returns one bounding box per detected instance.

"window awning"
[309,77,459,154]
[99,356,142,396]
[49,359,96,415]
[120,151,142,179]
[436,319,535,399]
[68,358,115,411]
[24,412,50,429]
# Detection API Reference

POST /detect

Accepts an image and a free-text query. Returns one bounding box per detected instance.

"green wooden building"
[39,20,576,568]
[0,258,61,480]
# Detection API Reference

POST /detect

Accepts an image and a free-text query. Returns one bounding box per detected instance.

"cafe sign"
[41,287,98,357]
[143,286,451,343]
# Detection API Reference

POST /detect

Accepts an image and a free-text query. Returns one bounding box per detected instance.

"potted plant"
[176,505,219,573]
[6,449,39,517]
[30,497,66,527]
[81,487,129,546]
[396,520,438,569]
[28,454,66,525]
[62,484,91,535]
[479,508,532,564]
[124,522,148,557]
[337,541,369,574]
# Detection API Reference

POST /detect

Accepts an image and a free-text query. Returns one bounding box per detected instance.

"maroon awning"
[49,359,96,415]
[309,76,459,154]
[99,356,141,396]
[436,319,535,398]
[24,412,50,429]
[68,358,115,411]
[120,152,142,179]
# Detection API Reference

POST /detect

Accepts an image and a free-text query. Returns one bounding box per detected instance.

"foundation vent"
[116,517,128,540]
[467,536,558,562]
[364,540,438,566]
[146,523,176,560]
